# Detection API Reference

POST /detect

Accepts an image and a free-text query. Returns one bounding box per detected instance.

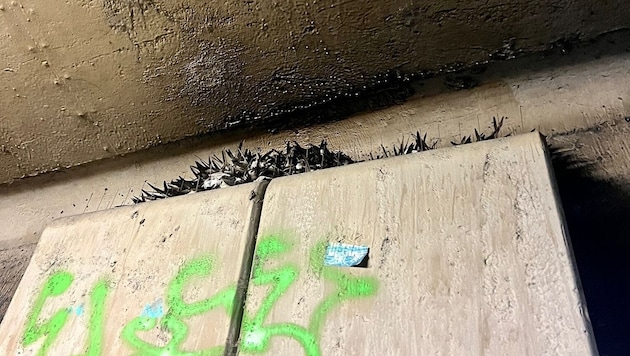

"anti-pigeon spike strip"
[132,117,508,203]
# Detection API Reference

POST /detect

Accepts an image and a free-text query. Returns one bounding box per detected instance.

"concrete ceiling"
[1,0,629,184]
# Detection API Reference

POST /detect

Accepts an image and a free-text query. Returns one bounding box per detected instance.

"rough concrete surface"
[1,0,629,183]
[1,36,630,354]
[243,133,595,355]
[0,182,267,354]
[0,241,35,324]
[0,134,597,355]
[1,43,629,246]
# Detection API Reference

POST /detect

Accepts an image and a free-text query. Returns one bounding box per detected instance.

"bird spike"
[146,182,165,195]
[132,117,507,204]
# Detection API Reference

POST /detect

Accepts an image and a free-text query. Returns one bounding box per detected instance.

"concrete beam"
[244,133,595,355]
[0,182,267,354]
[0,133,595,354]
[1,0,629,183]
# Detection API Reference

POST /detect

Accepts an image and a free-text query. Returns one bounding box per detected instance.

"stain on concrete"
[0,0,629,183]
[177,41,245,107]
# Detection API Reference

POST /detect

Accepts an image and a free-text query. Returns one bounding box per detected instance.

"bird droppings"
[133,117,508,203]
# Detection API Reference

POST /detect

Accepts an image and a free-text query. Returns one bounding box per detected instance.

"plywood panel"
[239,133,596,355]
[0,182,267,355]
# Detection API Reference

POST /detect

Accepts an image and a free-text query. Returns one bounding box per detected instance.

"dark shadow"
[354,251,370,268]
[249,29,630,133]
[550,147,630,356]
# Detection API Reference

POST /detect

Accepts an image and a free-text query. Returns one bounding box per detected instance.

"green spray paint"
[308,241,378,337]
[80,280,110,356]
[240,235,319,355]
[121,255,234,356]
[22,271,74,356]
[22,273,111,356]
[239,235,379,356]
[20,233,379,355]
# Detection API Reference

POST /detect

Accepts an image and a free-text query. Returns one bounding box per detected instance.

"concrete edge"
[540,135,600,355]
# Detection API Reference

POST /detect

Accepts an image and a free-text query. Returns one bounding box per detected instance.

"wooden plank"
[0,181,268,355]
[239,133,596,355]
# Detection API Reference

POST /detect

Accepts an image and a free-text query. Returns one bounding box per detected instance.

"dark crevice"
[550,145,630,356]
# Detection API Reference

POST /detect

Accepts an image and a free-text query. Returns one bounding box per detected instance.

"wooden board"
[0,182,267,355]
[239,133,597,355]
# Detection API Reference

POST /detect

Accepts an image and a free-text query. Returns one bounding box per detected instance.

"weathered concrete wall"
[1,0,629,183]
[243,133,595,355]
[0,134,596,355]
[1,39,630,353]
[0,182,268,354]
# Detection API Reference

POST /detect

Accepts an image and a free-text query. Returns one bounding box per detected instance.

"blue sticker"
[324,243,369,267]
[141,298,165,319]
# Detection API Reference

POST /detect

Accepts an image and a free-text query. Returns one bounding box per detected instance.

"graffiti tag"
[20,234,378,355]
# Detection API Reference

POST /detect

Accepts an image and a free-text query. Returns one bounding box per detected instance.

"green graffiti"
[81,280,110,356]
[21,232,379,355]
[240,235,379,356]
[22,272,111,356]
[308,241,378,337]
[22,271,74,356]
[121,255,235,356]
[240,235,318,355]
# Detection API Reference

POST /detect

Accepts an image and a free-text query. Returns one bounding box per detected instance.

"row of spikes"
[133,140,354,203]
[133,117,506,203]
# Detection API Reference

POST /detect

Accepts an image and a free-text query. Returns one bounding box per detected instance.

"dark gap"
[354,252,370,268]
[550,145,630,356]
[225,29,630,135]
[224,181,270,356]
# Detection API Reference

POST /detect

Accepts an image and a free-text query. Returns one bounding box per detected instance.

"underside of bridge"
[1,0,629,182]
[1,1,630,354]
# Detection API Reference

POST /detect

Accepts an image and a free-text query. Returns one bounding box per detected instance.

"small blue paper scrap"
[324,243,369,267]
